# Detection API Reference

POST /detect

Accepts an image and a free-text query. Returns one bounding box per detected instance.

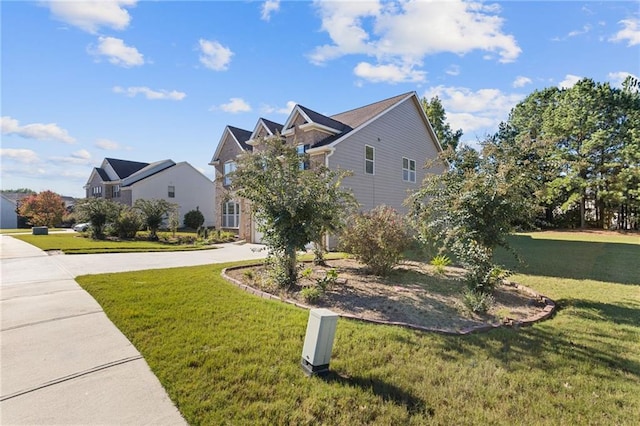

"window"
[222,201,240,228]
[112,185,120,198]
[168,185,175,198]
[403,157,416,183]
[297,144,310,170]
[223,161,236,186]
[365,145,375,175]
[92,186,102,197]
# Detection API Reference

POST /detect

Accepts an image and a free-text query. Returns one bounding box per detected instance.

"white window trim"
[365,145,375,175]
[223,161,236,186]
[222,200,240,229]
[402,157,416,183]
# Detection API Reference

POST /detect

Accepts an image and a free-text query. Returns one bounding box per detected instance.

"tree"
[134,199,177,240]
[112,205,142,239]
[17,190,66,227]
[75,198,119,239]
[184,207,205,230]
[408,145,536,300]
[421,96,463,151]
[231,135,357,288]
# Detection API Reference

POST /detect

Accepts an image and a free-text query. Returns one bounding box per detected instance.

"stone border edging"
[221,264,556,335]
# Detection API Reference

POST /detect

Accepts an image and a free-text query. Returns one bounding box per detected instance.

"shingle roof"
[298,105,350,133]
[105,158,149,179]
[310,92,413,148]
[260,118,284,135]
[95,167,110,181]
[227,126,253,151]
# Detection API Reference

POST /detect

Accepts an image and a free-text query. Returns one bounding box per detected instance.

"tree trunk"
[580,194,586,229]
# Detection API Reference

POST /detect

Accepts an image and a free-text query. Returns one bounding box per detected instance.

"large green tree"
[421,96,463,151]
[231,135,357,288]
[75,197,119,239]
[495,78,640,229]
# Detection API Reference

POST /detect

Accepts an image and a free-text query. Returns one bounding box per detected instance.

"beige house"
[84,158,216,227]
[209,91,444,244]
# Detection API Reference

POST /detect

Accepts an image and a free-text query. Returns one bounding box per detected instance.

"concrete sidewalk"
[0,235,267,425]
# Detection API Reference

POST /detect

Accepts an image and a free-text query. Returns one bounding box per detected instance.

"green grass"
[77,232,640,425]
[12,232,218,254]
[0,228,65,234]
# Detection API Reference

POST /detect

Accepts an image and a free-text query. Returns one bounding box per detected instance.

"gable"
[209,126,252,165]
[104,158,149,179]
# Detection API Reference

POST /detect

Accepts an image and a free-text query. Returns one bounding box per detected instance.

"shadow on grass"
[322,371,434,417]
[494,235,640,285]
[556,298,640,328]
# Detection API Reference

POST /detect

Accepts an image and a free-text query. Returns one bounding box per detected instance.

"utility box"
[301,308,339,376]
[32,226,48,235]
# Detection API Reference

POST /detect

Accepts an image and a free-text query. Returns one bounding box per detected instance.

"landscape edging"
[221,263,556,335]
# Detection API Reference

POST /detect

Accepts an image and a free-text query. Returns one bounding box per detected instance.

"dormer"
[281,105,347,140]
[247,118,284,146]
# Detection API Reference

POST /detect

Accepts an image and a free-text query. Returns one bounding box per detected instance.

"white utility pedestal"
[301,308,339,376]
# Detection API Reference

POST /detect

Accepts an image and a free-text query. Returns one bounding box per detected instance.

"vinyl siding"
[328,97,443,214]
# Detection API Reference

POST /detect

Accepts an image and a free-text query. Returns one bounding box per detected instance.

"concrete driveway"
[0,235,267,425]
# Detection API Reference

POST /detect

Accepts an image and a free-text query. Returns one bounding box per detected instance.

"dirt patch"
[225,258,550,333]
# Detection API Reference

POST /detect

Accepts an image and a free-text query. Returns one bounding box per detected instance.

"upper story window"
[365,145,375,175]
[168,185,175,198]
[223,161,236,186]
[403,157,416,183]
[297,144,310,170]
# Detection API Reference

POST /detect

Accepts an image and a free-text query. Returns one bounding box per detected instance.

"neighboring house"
[209,91,444,245]
[1,193,18,229]
[84,158,216,227]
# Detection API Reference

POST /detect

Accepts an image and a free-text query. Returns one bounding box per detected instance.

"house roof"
[330,92,412,129]
[121,159,176,187]
[260,118,283,135]
[297,105,350,133]
[104,158,149,180]
[227,126,253,151]
[95,168,110,181]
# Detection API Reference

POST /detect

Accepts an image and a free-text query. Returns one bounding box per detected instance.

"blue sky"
[2,0,639,198]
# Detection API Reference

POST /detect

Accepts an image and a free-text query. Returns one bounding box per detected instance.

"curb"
[221,264,557,335]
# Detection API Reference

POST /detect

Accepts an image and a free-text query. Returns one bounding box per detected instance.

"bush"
[114,207,142,239]
[463,289,495,313]
[184,208,205,230]
[430,255,451,274]
[300,286,323,303]
[339,206,411,276]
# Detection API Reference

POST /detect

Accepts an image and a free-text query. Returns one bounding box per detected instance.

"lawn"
[12,231,221,254]
[76,232,640,425]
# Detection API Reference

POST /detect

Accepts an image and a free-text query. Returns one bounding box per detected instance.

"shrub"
[430,255,451,274]
[300,267,313,279]
[184,208,205,230]
[463,289,495,313]
[300,286,323,304]
[316,268,338,291]
[339,206,411,276]
[113,207,142,239]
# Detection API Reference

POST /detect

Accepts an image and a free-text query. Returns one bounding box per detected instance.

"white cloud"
[610,18,640,46]
[261,100,297,115]
[568,24,592,38]
[608,71,639,88]
[216,98,252,113]
[198,39,233,71]
[46,0,137,34]
[423,85,525,136]
[445,65,461,76]
[95,138,130,150]
[513,76,532,88]
[1,116,76,144]
[90,36,144,67]
[113,86,186,100]
[558,74,582,89]
[309,0,520,83]
[261,0,280,21]
[354,62,426,84]
[50,149,93,165]
[0,148,40,164]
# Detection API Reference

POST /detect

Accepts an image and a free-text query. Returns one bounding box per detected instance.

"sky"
[1,0,639,198]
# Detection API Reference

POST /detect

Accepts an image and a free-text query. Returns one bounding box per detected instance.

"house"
[84,158,216,227]
[209,91,444,245]
[1,193,18,229]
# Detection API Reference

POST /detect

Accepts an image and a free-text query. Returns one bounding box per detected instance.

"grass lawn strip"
[77,232,640,425]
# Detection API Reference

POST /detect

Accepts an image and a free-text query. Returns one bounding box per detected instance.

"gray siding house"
[209,91,444,244]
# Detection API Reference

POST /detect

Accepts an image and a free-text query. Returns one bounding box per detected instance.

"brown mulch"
[225,258,550,333]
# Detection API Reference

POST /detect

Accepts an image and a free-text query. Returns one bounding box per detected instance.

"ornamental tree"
[17,190,66,227]
[134,199,178,241]
[231,135,357,288]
